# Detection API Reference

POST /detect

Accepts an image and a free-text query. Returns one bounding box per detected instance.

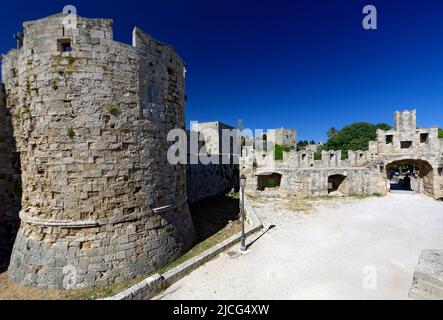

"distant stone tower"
[394,109,417,132]
[1,13,195,289]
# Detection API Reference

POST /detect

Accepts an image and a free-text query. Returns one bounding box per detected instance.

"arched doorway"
[386,159,434,195]
[328,174,348,194]
[257,173,282,191]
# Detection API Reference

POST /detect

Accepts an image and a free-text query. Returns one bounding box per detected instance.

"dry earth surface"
[155,193,443,300]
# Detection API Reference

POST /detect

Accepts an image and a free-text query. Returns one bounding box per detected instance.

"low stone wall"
[104,195,262,300]
[409,250,443,300]
[248,167,386,197]
[187,159,239,204]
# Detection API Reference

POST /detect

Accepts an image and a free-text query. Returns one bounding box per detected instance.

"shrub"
[265,178,278,188]
[67,128,75,139]
[51,79,58,90]
[106,105,118,114]
[274,144,293,160]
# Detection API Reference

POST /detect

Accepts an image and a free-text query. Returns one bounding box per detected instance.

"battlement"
[394,109,417,132]
[241,110,443,199]
[1,13,194,290]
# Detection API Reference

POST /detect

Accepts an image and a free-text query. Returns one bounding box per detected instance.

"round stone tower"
[1,13,195,289]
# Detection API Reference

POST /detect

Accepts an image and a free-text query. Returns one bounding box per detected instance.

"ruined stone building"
[1,13,196,289]
[267,128,297,146]
[242,110,443,200]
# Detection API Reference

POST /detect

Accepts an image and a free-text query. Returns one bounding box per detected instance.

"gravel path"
[155,193,443,300]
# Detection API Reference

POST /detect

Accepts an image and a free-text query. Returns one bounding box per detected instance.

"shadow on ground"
[190,194,240,244]
[247,225,276,249]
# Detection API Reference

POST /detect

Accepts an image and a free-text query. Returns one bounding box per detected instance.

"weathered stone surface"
[409,250,443,300]
[186,121,239,204]
[1,13,195,289]
[241,110,443,199]
[0,84,21,268]
[267,128,297,147]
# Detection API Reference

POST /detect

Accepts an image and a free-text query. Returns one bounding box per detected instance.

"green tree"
[439,128,443,138]
[275,144,293,160]
[321,122,391,159]
[327,127,338,138]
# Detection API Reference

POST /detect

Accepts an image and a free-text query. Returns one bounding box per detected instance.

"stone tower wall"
[267,128,297,147]
[2,14,194,289]
[394,109,416,132]
[0,84,21,266]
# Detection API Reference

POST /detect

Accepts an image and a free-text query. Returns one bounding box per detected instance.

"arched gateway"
[242,110,443,200]
[385,159,435,195]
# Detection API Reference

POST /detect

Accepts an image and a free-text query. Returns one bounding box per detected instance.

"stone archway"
[328,174,348,194]
[385,159,434,196]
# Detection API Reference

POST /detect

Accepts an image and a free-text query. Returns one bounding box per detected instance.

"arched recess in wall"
[256,172,282,191]
[385,159,434,196]
[328,174,348,194]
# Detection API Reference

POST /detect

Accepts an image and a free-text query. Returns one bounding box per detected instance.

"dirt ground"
[0,193,240,300]
[156,193,443,300]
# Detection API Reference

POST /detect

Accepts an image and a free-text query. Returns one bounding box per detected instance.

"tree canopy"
[439,128,443,138]
[296,140,316,151]
[321,122,391,158]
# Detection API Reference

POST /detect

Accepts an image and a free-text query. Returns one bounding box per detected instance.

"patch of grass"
[51,79,58,90]
[284,198,313,212]
[62,274,150,300]
[64,56,77,66]
[106,105,118,114]
[67,128,75,139]
[349,193,384,199]
[157,220,241,274]
[25,79,31,94]
[14,109,21,119]
[63,219,241,300]
[265,178,278,188]
[304,195,335,201]
[1,193,241,300]
[372,192,384,197]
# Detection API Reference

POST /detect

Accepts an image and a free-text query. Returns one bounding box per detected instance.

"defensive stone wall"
[187,122,239,204]
[0,84,21,267]
[1,13,194,289]
[267,128,297,147]
[241,110,442,199]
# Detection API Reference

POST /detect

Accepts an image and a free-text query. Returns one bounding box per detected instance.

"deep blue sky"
[1,0,442,141]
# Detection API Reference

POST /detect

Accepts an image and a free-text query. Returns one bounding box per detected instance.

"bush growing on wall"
[274,144,293,160]
[265,177,278,188]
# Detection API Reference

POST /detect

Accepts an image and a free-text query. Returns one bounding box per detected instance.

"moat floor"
[154,193,443,300]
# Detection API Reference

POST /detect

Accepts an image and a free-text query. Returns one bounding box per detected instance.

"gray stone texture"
[242,110,443,199]
[0,84,21,266]
[409,250,443,300]
[267,128,297,147]
[187,122,239,204]
[1,13,195,289]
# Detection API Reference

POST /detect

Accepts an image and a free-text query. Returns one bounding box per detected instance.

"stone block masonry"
[0,84,21,267]
[242,110,443,199]
[1,13,195,289]
[409,250,443,299]
[187,122,239,204]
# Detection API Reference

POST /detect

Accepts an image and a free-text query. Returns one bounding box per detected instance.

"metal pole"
[240,184,247,251]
